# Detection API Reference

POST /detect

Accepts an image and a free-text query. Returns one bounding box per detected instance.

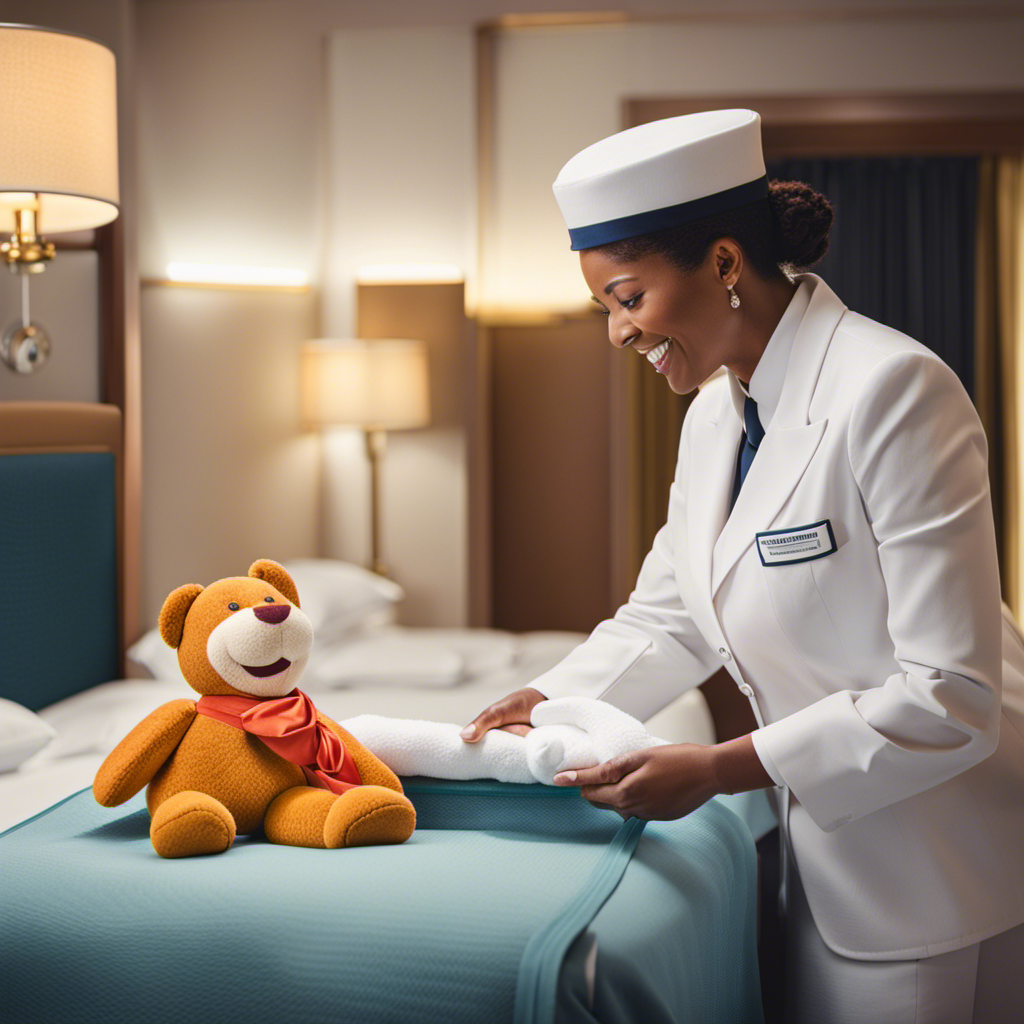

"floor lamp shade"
[0,24,120,232]
[301,339,430,431]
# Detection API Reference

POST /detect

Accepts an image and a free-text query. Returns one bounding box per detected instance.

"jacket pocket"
[761,559,847,670]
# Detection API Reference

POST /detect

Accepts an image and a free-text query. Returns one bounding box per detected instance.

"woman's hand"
[553,743,720,820]
[553,734,773,820]
[460,687,547,743]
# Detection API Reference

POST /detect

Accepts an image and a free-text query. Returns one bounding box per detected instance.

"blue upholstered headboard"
[0,403,122,711]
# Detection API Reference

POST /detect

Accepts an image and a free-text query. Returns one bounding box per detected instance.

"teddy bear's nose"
[253,603,291,625]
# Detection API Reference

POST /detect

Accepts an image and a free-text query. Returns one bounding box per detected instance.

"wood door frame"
[627,92,1024,158]
[49,204,139,665]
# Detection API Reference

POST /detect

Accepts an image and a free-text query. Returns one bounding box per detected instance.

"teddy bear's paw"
[323,786,416,848]
[150,790,236,858]
[264,786,338,848]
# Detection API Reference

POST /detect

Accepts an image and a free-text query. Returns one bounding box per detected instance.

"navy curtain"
[766,156,979,398]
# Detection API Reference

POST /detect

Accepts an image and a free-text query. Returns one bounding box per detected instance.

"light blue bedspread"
[1,781,763,1024]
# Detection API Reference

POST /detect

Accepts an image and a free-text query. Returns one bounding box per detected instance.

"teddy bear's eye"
[264,596,275,603]
[228,602,240,611]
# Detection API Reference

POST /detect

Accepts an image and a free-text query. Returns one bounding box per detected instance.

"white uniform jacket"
[533,273,1024,960]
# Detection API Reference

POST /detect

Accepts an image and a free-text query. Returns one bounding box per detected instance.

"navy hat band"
[568,174,769,251]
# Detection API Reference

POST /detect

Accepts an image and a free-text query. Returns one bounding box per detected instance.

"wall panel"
[490,315,613,632]
[355,281,480,626]
[139,284,318,627]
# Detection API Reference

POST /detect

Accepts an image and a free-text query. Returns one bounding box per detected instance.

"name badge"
[756,519,837,566]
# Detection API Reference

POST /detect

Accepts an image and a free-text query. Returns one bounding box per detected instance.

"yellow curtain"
[977,156,1024,620]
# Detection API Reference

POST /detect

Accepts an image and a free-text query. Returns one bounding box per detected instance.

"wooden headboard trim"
[0,403,121,452]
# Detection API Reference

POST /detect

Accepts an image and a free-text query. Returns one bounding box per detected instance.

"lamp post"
[301,338,430,577]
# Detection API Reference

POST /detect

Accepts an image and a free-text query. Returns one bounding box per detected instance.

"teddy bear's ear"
[159,584,204,649]
[248,559,300,607]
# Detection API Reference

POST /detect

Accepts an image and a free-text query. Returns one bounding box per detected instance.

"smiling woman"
[464,109,1024,1024]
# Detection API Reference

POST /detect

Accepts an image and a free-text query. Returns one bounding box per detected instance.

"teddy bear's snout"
[253,603,290,625]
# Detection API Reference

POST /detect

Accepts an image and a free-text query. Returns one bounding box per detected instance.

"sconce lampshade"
[0,24,120,233]
[301,339,430,431]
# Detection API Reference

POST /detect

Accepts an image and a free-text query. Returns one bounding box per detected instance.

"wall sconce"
[301,339,431,577]
[0,24,120,373]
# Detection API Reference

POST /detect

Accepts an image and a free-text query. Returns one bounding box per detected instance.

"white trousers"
[785,857,1024,1024]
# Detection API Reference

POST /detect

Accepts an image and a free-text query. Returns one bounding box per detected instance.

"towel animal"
[342,697,668,785]
[93,559,416,857]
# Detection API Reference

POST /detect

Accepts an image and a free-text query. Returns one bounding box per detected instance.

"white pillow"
[306,632,464,689]
[411,628,517,678]
[127,627,186,681]
[0,698,56,772]
[283,559,404,641]
[35,679,188,761]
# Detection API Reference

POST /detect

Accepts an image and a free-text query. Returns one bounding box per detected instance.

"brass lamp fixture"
[0,24,120,373]
[301,339,431,577]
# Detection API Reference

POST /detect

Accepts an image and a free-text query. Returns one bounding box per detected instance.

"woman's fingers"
[554,753,644,815]
[555,745,718,822]
[498,723,533,737]
[552,751,639,788]
[458,706,503,743]
[460,688,546,743]
[581,798,623,816]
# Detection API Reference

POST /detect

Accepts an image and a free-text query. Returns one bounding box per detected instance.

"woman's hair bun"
[767,180,834,270]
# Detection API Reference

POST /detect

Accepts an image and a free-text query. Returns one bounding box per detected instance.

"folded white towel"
[342,697,667,786]
[340,715,537,784]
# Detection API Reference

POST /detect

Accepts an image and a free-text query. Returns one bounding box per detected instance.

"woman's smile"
[641,338,672,371]
[640,334,683,383]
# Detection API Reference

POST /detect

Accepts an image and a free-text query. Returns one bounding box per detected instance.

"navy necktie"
[730,395,765,511]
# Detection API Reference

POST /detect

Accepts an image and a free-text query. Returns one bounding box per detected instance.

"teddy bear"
[93,559,416,858]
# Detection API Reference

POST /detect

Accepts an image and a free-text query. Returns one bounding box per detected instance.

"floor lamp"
[301,338,430,577]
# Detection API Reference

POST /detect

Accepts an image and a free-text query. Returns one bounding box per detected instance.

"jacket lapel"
[708,274,847,600]
[710,420,827,596]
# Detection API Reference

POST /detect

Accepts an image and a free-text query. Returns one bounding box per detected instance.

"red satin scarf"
[196,688,362,794]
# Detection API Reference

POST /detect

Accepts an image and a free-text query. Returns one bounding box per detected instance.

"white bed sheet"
[0,626,714,833]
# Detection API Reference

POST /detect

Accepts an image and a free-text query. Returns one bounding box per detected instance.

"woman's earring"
[728,285,741,309]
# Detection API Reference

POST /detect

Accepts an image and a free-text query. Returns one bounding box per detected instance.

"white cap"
[552,109,767,251]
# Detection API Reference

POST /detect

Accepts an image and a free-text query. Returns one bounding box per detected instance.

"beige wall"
[484,16,1024,313]
[355,282,478,627]
[136,0,1024,629]
[0,254,101,402]
[323,26,476,336]
[135,10,480,624]
[138,283,319,625]
[321,28,476,625]
[7,0,1021,632]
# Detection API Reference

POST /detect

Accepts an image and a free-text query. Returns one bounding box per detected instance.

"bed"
[0,401,767,1024]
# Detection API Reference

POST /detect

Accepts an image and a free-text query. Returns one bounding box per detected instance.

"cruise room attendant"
[462,110,1024,1023]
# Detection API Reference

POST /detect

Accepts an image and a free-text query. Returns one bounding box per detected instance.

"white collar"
[728,276,813,433]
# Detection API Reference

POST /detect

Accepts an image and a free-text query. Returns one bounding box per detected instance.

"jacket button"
[738,684,754,697]
[718,646,731,660]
